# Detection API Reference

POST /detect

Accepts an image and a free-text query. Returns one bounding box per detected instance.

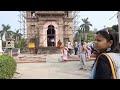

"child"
[90,30,120,79]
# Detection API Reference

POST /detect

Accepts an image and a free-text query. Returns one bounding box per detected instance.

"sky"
[0,11,20,31]
[0,11,118,32]
[78,11,118,30]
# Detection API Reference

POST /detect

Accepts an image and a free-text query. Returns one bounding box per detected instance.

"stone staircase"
[37,46,61,54]
[15,54,47,63]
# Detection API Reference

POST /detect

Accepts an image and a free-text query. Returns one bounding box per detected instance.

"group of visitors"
[57,29,120,79]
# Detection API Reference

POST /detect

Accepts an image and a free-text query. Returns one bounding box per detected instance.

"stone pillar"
[68,22,74,44]
[55,26,58,47]
[58,18,64,45]
[43,26,47,47]
[39,25,44,47]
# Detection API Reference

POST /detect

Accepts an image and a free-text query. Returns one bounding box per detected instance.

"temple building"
[26,11,74,48]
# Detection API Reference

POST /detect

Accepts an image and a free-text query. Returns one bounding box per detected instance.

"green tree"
[0,24,13,40]
[15,38,26,51]
[13,29,22,42]
[74,28,83,43]
[111,24,118,32]
[87,30,96,42]
[80,17,92,41]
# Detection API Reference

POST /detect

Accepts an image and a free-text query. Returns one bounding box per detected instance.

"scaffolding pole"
[18,11,26,38]
[72,11,80,34]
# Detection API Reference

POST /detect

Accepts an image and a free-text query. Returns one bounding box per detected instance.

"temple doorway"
[47,25,55,47]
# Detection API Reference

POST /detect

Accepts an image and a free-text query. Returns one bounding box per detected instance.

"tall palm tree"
[80,17,92,41]
[0,24,13,41]
[13,29,22,42]
[74,28,83,43]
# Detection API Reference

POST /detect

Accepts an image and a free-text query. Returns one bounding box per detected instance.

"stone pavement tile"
[14,60,94,79]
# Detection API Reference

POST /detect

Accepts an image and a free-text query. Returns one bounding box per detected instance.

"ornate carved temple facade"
[26,11,73,48]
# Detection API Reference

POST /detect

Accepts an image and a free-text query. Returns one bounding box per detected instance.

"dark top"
[94,54,113,79]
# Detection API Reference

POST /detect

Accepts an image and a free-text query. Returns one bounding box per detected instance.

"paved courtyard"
[13,54,94,79]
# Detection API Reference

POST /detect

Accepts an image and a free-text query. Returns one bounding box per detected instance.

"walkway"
[13,54,94,79]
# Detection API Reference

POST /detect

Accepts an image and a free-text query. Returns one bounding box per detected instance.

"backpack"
[90,53,120,79]
[102,53,120,79]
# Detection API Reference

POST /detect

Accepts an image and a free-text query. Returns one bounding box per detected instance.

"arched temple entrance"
[43,21,58,47]
[47,25,55,46]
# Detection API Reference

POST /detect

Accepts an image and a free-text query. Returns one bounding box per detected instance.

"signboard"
[28,43,35,48]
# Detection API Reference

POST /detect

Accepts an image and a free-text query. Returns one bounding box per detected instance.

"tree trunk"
[78,33,81,43]
[85,33,87,41]
[16,36,17,42]
[82,32,85,41]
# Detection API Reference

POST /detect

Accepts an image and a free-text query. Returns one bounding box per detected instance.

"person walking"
[61,45,68,61]
[78,40,87,70]
[67,40,73,55]
[74,40,78,55]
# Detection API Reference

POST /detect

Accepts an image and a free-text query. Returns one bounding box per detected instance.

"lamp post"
[118,11,120,42]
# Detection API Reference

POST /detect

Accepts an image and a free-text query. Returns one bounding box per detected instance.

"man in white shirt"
[78,40,87,70]
[67,40,73,55]
[50,38,54,46]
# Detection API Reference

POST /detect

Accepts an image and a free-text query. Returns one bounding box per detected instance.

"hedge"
[0,54,17,79]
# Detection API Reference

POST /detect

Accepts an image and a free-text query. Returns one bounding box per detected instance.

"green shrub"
[0,54,17,79]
